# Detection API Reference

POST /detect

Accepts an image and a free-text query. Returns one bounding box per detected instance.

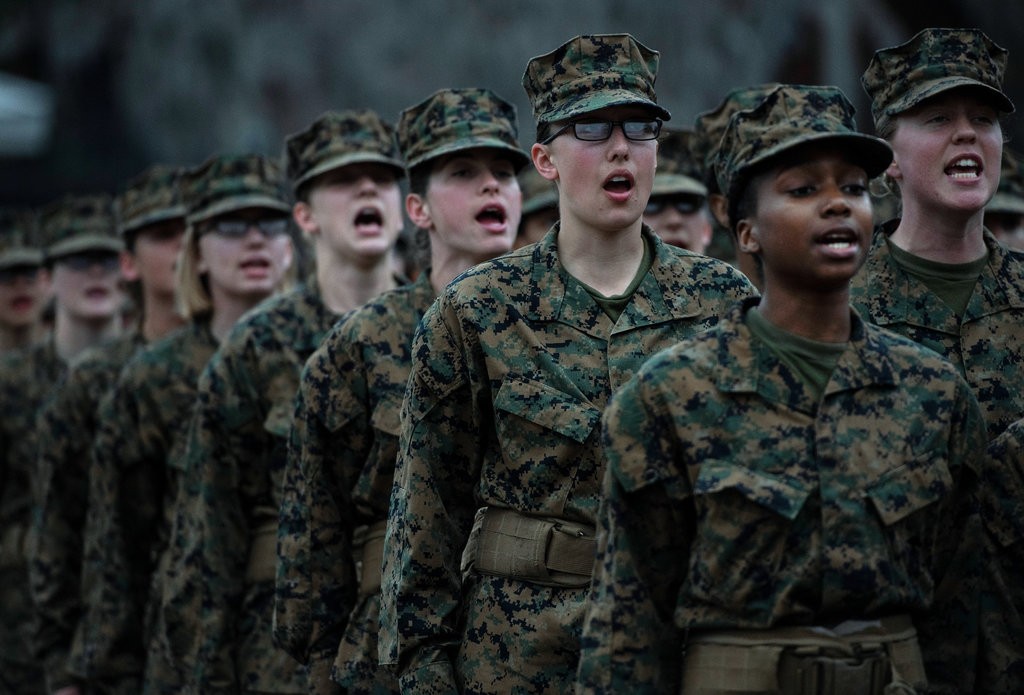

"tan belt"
[0,523,26,570]
[683,615,926,695]
[353,520,387,596]
[246,518,278,584]
[462,507,596,588]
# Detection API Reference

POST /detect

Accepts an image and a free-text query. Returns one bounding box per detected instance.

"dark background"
[1,0,1020,207]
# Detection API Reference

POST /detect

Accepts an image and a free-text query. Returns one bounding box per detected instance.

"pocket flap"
[494,376,600,444]
[694,460,809,521]
[867,456,951,526]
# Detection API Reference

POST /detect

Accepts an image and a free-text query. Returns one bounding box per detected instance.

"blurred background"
[0,0,1020,206]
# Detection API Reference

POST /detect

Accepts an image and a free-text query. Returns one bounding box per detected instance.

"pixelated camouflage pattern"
[692,83,781,192]
[651,127,706,198]
[862,27,1014,125]
[117,164,186,236]
[522,33,670,125]
[162,284,345,693]
[713,84,892,199]
[285,109,405,193]
[69,320,217,695]
[28,332,143,692]
[0,338,64,690]
[519,166,559,217]
[39,192,122,260]
[987,147,1024,216]
[0,207,43,268]
[277,272,436,695]
[397,87,528,171]
[181,152,292,225]
[380,228,755,693]
[576,300,986,693]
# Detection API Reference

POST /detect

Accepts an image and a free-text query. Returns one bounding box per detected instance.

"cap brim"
[543,90,671,123]
[0,248,44,268]
[522,191,559,216]
[744,132,893,185]
[120,207,186,236]
[293,153,406,192]
[887,77,1015,116]
[406,138,530,172]
[48,235,124,259]
[186,195,292,225]
[651,173,707,197]
[987,192,1024,216]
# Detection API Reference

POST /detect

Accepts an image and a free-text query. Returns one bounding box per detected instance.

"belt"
[462,507,596,588]
[353,520,387,596]
[683,615,925,695]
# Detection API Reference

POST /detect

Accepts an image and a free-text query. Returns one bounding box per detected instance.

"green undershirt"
[579,235,654,322]
[887,241,988,317]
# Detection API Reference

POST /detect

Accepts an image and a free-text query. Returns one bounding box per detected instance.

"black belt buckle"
[779,647,890,695]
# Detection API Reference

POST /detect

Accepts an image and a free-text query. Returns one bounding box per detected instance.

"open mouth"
[241,258,270,270]
[945,157,982,180]
[603,175,634,193]
[354,207,383,227]
[85,287,110,299]
[476,205,508,230]
[817,229,858,251]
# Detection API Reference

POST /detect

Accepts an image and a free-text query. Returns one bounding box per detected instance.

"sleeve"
[29,369,89,692]
[576,372,689,695]
[379,297,482,695]
[165,350,251,694]
[274,331,360,692]
[71,365,165,687]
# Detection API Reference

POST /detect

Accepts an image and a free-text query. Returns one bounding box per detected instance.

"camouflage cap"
[0,208,43,269]
[987,148,1024,216]
[523,33,671,125]
[181,153,292,225]
[518,166,558,216]
[39,193,122,260]
[693,83,781,184]
[285,109,405,194]
[862,27,1014,126]
[714,84,893,200]
[398,88,529,171]
[652,128,707,198]
[117,164,186,236]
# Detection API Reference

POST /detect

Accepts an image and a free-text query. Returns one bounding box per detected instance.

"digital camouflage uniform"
[578,301,986,694]
[0,207,44,355]
[165,123,403,695]
[0,193,119,695]
[276,272,434,695]
[29,164,183,695]
[275,90,524,695]
[857,29,1024,692]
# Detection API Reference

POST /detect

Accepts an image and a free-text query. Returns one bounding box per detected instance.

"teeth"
[611,176,627,183]
[825,240,853,249]
[954,158,977,168]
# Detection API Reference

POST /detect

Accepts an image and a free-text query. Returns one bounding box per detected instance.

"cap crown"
[715,84,892,199]
[653,128,707,197]
[523,33,670,124]
[693,83,782,178]
[182,153,291,225]
[519,166,558,216]
[0,208,43,268]
[118,164,185,235]
[39,193,122,259]
[988,148,1024,215]
[285,109,404,193]
[397,87,528,171]
[862,27,1013,124]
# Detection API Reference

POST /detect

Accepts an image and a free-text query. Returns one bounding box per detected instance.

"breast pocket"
[689,460,809,607]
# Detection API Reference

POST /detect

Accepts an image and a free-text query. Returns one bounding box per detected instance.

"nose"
[952,113,979,144]
[481,169,500,193]
[822,186,851,217]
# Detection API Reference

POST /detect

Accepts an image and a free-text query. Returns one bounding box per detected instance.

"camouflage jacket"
[29,331,144,691]
[576,300,987,694]
[849,225,1024,441]
[277,271,434,693]
[69,320,217,693]
[165,284,340,694]
[0,338,65,667]
[381,228,756,693]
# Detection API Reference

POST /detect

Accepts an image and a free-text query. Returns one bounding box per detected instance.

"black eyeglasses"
[0,264,41,284]
[200,217,291,239]
[55,252,120,272]
[541,118,662,145]
[644,195,704,216]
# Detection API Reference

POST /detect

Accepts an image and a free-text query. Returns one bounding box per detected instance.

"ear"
[292,201,319,237]
[119,249,140,282]
[736,218,760,254]
[708,193,730,228]
[885,155,902,181]
[531,144,559,182]
[406,192,432,231]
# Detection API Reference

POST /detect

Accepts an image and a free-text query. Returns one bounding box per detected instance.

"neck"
[140,290,186,342]
[208,290,269,343]
[756,287,852,343]
[557,219,645,296]
[54,309,121,362]
[890,200,988,263]
[317,253,398,314]
[0,323,43,351]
